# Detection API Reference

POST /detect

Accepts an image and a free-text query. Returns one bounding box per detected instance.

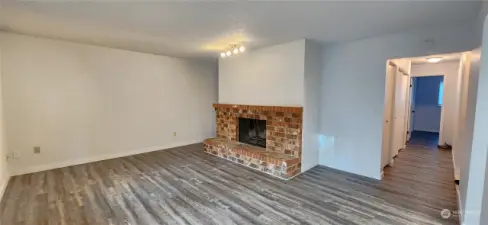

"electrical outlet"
[5,153,12,161]
[173,132,177,137]
[6,152,20,161]
[33,146,41,154]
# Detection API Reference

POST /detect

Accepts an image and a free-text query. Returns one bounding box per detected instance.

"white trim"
[11,140,202,176]
[388,158,395,167]
[0,174,10,202]
[452,150,460,180]
[410,74,446,146]
[325,163,382,180]
[412,129,441,133]
[453,149,462,224]
[301,163,318,173]
[456,185,464,225]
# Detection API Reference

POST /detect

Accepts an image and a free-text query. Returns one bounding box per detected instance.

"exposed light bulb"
[220,52,226,58]
[427,57,442,63]
[239,46,245,52]
[233,48,239,54]
[226,51,231,56]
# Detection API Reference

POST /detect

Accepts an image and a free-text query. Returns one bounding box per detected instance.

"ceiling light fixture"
[427,57,442,63]
[221,44,246,58]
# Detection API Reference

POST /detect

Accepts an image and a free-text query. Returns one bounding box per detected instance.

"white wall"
[319,22,479,179]
[219,40,305,106]
[302,41,323,172]
[481,150,488,224]
[411,61,460,144]
[461,47,484,225]
[0,32,218,175]
[456,52,475,223]
[465,7,488,225]
[0,46,9,200]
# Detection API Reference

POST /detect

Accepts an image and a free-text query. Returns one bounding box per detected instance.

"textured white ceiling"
[0,1,481,59]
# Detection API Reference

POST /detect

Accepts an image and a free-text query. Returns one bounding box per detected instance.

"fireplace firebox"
[238,118,266,148]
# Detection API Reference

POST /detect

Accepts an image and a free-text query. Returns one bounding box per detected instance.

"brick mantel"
[213,103,303,113]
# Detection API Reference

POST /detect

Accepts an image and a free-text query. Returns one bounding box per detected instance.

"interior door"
[392,68,408,156]
[407,77,417,141]
[403,76,411,143]
[381,64,396,168]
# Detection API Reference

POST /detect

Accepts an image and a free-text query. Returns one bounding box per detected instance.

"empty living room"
[2,1,488,225]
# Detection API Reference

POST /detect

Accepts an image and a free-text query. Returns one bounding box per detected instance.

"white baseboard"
[11,140,202,176]
[456,185,464,225]
[318,163,382,180]
[452,150,460,180]
[388,158,395,167]
[0,174,11,202]
[301,163,318,173]
[412,129,440,133]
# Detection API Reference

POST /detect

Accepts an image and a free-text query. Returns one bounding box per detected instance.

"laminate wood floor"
[0,143,458,225]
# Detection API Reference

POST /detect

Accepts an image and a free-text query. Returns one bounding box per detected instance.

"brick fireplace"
[204,104,303,179]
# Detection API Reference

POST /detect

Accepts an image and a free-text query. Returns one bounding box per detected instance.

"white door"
[407,77,417,141]
[392,68,408,156]
[381,64,396,168]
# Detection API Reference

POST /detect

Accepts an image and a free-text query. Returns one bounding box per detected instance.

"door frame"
[392,66,410,157]
[381,60,410,174]
[408,74,445,146]
[381,62,397,169]
[406,77,417,142]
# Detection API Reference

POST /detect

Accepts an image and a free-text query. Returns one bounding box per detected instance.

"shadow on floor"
[407,131,439,148]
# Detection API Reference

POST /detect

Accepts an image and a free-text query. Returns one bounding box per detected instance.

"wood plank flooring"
[0,143,458,225]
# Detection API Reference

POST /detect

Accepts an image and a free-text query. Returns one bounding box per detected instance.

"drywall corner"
[0,173,10,201]
[0,35,10,202]
[301,40,323,172]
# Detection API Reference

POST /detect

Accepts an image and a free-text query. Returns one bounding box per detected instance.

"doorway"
[381,52,463,175]
[408,75,444,147]
[381,60,410,169]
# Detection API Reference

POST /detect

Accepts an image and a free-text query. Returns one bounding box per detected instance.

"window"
[438,80,444,106]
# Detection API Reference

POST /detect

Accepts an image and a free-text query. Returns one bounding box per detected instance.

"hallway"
[382,135,458,224]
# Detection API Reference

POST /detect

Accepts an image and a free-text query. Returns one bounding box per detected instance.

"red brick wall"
[214,104,303,159]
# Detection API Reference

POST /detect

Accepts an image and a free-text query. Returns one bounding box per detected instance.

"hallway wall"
[318,22,479,179]
[0,45,9,201]
[460,48,483,225]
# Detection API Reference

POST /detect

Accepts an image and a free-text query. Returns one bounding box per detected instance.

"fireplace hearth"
[238,118,266,148]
